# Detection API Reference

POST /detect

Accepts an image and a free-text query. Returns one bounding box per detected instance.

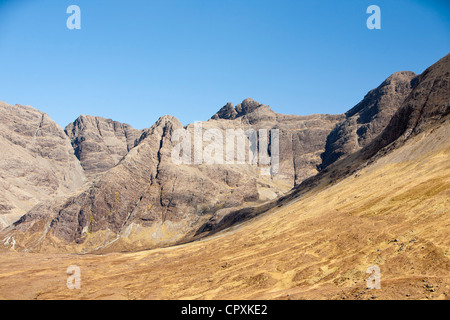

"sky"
[0,0,449,129]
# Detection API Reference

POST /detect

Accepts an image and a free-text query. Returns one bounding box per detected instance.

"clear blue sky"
[0,0,449,129]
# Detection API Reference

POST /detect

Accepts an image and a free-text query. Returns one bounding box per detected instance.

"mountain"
[362,54,450,160]
[1,54,448,255]
[0,102,86,229]
[320,71,417,169]
[65,115,143,179]
[0,54,448,300]
[1,100,345,253]
[209,98,345,185]
[193,53,450,240]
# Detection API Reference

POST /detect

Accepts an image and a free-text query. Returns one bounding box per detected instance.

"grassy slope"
[0,122,449,300]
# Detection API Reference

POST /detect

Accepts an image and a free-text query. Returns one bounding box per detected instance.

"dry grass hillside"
[0,117,448,300]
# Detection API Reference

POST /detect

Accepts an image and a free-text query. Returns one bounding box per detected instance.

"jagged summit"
[65,115,143,178]
[345,71,418,119]
[211,98,273,120]
[319,70,418,169]
[362,53,450,160]
[0,101,86,228]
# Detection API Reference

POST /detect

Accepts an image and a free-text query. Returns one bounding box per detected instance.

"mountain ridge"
[1,53,448,254]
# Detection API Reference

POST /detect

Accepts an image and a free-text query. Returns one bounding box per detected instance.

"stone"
[2,53,449,254]
[0,102,86,229]
[320,71,417,169]
[65,115,143,178]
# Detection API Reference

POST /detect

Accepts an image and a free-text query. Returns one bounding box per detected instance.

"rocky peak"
[211,102,237,120]
[65,115,143,178]
[320,70,417,169]
[211,98,272,120]
[345,71,417,119]
[0,101,86,229]
[362,53,450,160]
[153,115,182,128]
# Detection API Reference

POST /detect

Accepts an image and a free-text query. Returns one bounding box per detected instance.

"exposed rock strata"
[0,102,86,229]
[65,115,143,178]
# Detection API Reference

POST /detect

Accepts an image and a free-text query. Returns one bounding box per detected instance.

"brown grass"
[0,125,449,300]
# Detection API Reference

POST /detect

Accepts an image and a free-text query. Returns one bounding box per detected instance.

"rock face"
[210,99,345,185]
[2,99,345,252]
[65,115,143,178]
[362,53,450,160]
[0,102,86,229]
[2,54,448,253]
[211,98,264,120]
[194,54,450,239]
[320,71,418,169]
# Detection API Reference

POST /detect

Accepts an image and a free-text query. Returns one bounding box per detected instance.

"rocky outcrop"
[362,53,450,160]
[320,71,418,169]
[0,102,86,229]
[65,115,143,178]
[210,98,345,185]
[211,98,264,120]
